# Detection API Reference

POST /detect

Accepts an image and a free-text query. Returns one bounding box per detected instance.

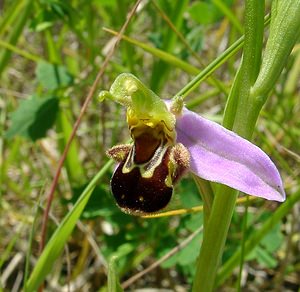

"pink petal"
[175,108,285,202]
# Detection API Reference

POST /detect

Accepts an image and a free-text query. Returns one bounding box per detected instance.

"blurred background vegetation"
[0,0,299,291]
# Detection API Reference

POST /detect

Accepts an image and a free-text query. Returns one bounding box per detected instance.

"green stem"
[193,186,239,291]
[224,0,265,135]
[0,39,41,62]
[236,196,249,291]
[193,0,300,288]
[192,1,265,290]
[192,175,214,228]
[176,15,271,101]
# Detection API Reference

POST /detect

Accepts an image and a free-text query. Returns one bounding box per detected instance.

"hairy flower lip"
[108,139,190,214]
[174,105,285,202]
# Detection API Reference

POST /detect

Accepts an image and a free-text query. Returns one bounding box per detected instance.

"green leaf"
[25,188,94,291]
[29,10,56,32]
[161,251,179,268]
[246,224,282,269]
[188,0,234,25]
[5,96,59,141]
[179,178,202,209]
[251,0,300,99]
[260,224,283,253]
[188,2,220,25]
[159,237,180,268]
[36,61,73,90]
[185,26,204,54]
[255,246,278,268]
[161,233,202,268]
[184,213,203,232]
[177,233,202,266]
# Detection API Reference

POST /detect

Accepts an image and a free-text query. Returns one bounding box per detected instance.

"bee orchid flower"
[99,73,285,215]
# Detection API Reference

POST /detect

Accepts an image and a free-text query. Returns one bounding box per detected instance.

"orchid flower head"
[99,73,286,215]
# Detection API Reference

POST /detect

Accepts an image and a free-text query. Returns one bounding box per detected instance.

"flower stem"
[192,175,214,228]
[192,1,265,290]
[192,186,238,291]
[236,196,249,291]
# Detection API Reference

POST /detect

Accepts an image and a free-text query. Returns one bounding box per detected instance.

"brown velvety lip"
[111,148,173,214]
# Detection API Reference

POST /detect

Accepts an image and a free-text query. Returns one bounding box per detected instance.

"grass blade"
[25,160,113,291]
